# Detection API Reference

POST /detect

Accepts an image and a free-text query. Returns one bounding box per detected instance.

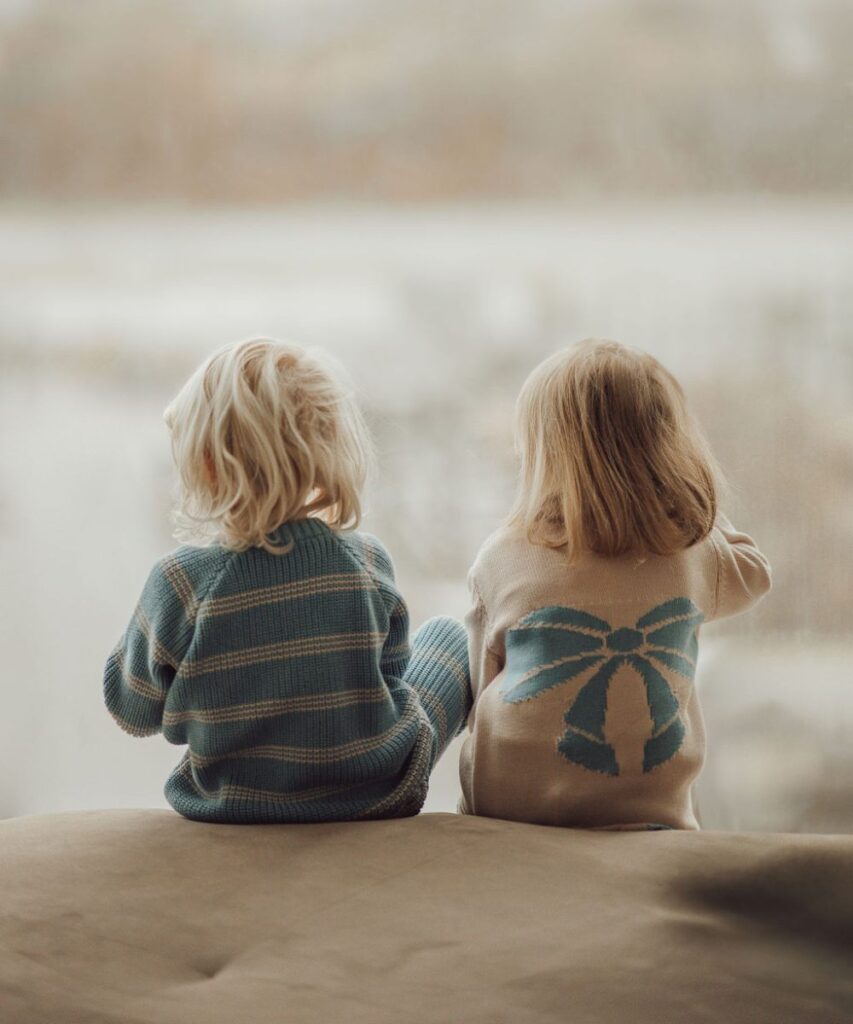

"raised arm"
[711,514,772,621]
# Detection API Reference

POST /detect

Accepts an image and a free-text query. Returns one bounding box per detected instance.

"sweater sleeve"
[710,514,772,621]
[381,590,412,681]
[103,550,204,737]
[355,533,412,680]
[465,573,504,703]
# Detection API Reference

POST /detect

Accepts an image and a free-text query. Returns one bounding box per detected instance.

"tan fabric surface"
[1,810,851,1024]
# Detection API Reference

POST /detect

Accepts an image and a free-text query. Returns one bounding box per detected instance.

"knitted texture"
[461,515,771,831]
[104,518,471,823]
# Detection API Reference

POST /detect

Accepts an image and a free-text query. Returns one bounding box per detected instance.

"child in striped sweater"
[104,338,471,823]
[461,340,771,830]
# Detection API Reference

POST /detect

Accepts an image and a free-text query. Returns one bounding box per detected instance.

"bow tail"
[628,655,685,772]
[557,657,621,775]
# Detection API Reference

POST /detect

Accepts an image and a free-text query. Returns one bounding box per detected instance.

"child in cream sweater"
[460,339,771,830]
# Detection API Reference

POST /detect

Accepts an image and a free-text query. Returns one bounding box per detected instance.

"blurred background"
[1,0,852,830]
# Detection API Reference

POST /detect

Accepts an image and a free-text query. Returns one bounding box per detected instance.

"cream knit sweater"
[460,516,771,829]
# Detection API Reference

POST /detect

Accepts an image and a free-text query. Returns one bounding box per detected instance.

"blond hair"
[509,339,718,559]
[164,338,371,553]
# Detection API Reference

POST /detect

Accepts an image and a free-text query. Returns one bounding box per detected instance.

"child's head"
[509,339,718,559]
[164,338,371,552]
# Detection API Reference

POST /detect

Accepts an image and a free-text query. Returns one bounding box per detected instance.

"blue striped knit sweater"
[104,518,470,823]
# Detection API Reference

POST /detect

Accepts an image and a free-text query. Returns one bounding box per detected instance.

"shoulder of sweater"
[152,543,236,615]
[335,530,397,585]
[469,524,534,589]
[680,530,722,585]
[156,541,233,577]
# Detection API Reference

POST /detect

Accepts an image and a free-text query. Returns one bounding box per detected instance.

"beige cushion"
[1,810,851,1023]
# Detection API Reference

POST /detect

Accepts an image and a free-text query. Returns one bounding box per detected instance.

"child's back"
[107,520,458,822]
[104,339,470,823]
[461,339,771,830]
[461,516,769,829]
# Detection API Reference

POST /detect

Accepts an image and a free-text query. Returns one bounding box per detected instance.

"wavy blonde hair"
[164,338,371,553]
[508,339,719,560]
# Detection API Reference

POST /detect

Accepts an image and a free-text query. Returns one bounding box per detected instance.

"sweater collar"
[270,517,332,545]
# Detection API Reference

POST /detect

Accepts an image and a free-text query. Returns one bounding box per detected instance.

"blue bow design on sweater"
[501,598,704,775]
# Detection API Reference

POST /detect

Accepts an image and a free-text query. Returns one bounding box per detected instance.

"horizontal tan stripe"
[189,694,419,768]
[361,723,433,818]
[416,689,448,746]
[112,647,167,702]
[134,605,179,671]
[177,758,353,804]
[181,631,385,678]
[163,688,387,726]
[411,647,469,689]
[202,573,366,618]
[161,556,198,621]
[107,706,154,738]
[127,671,166,702]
